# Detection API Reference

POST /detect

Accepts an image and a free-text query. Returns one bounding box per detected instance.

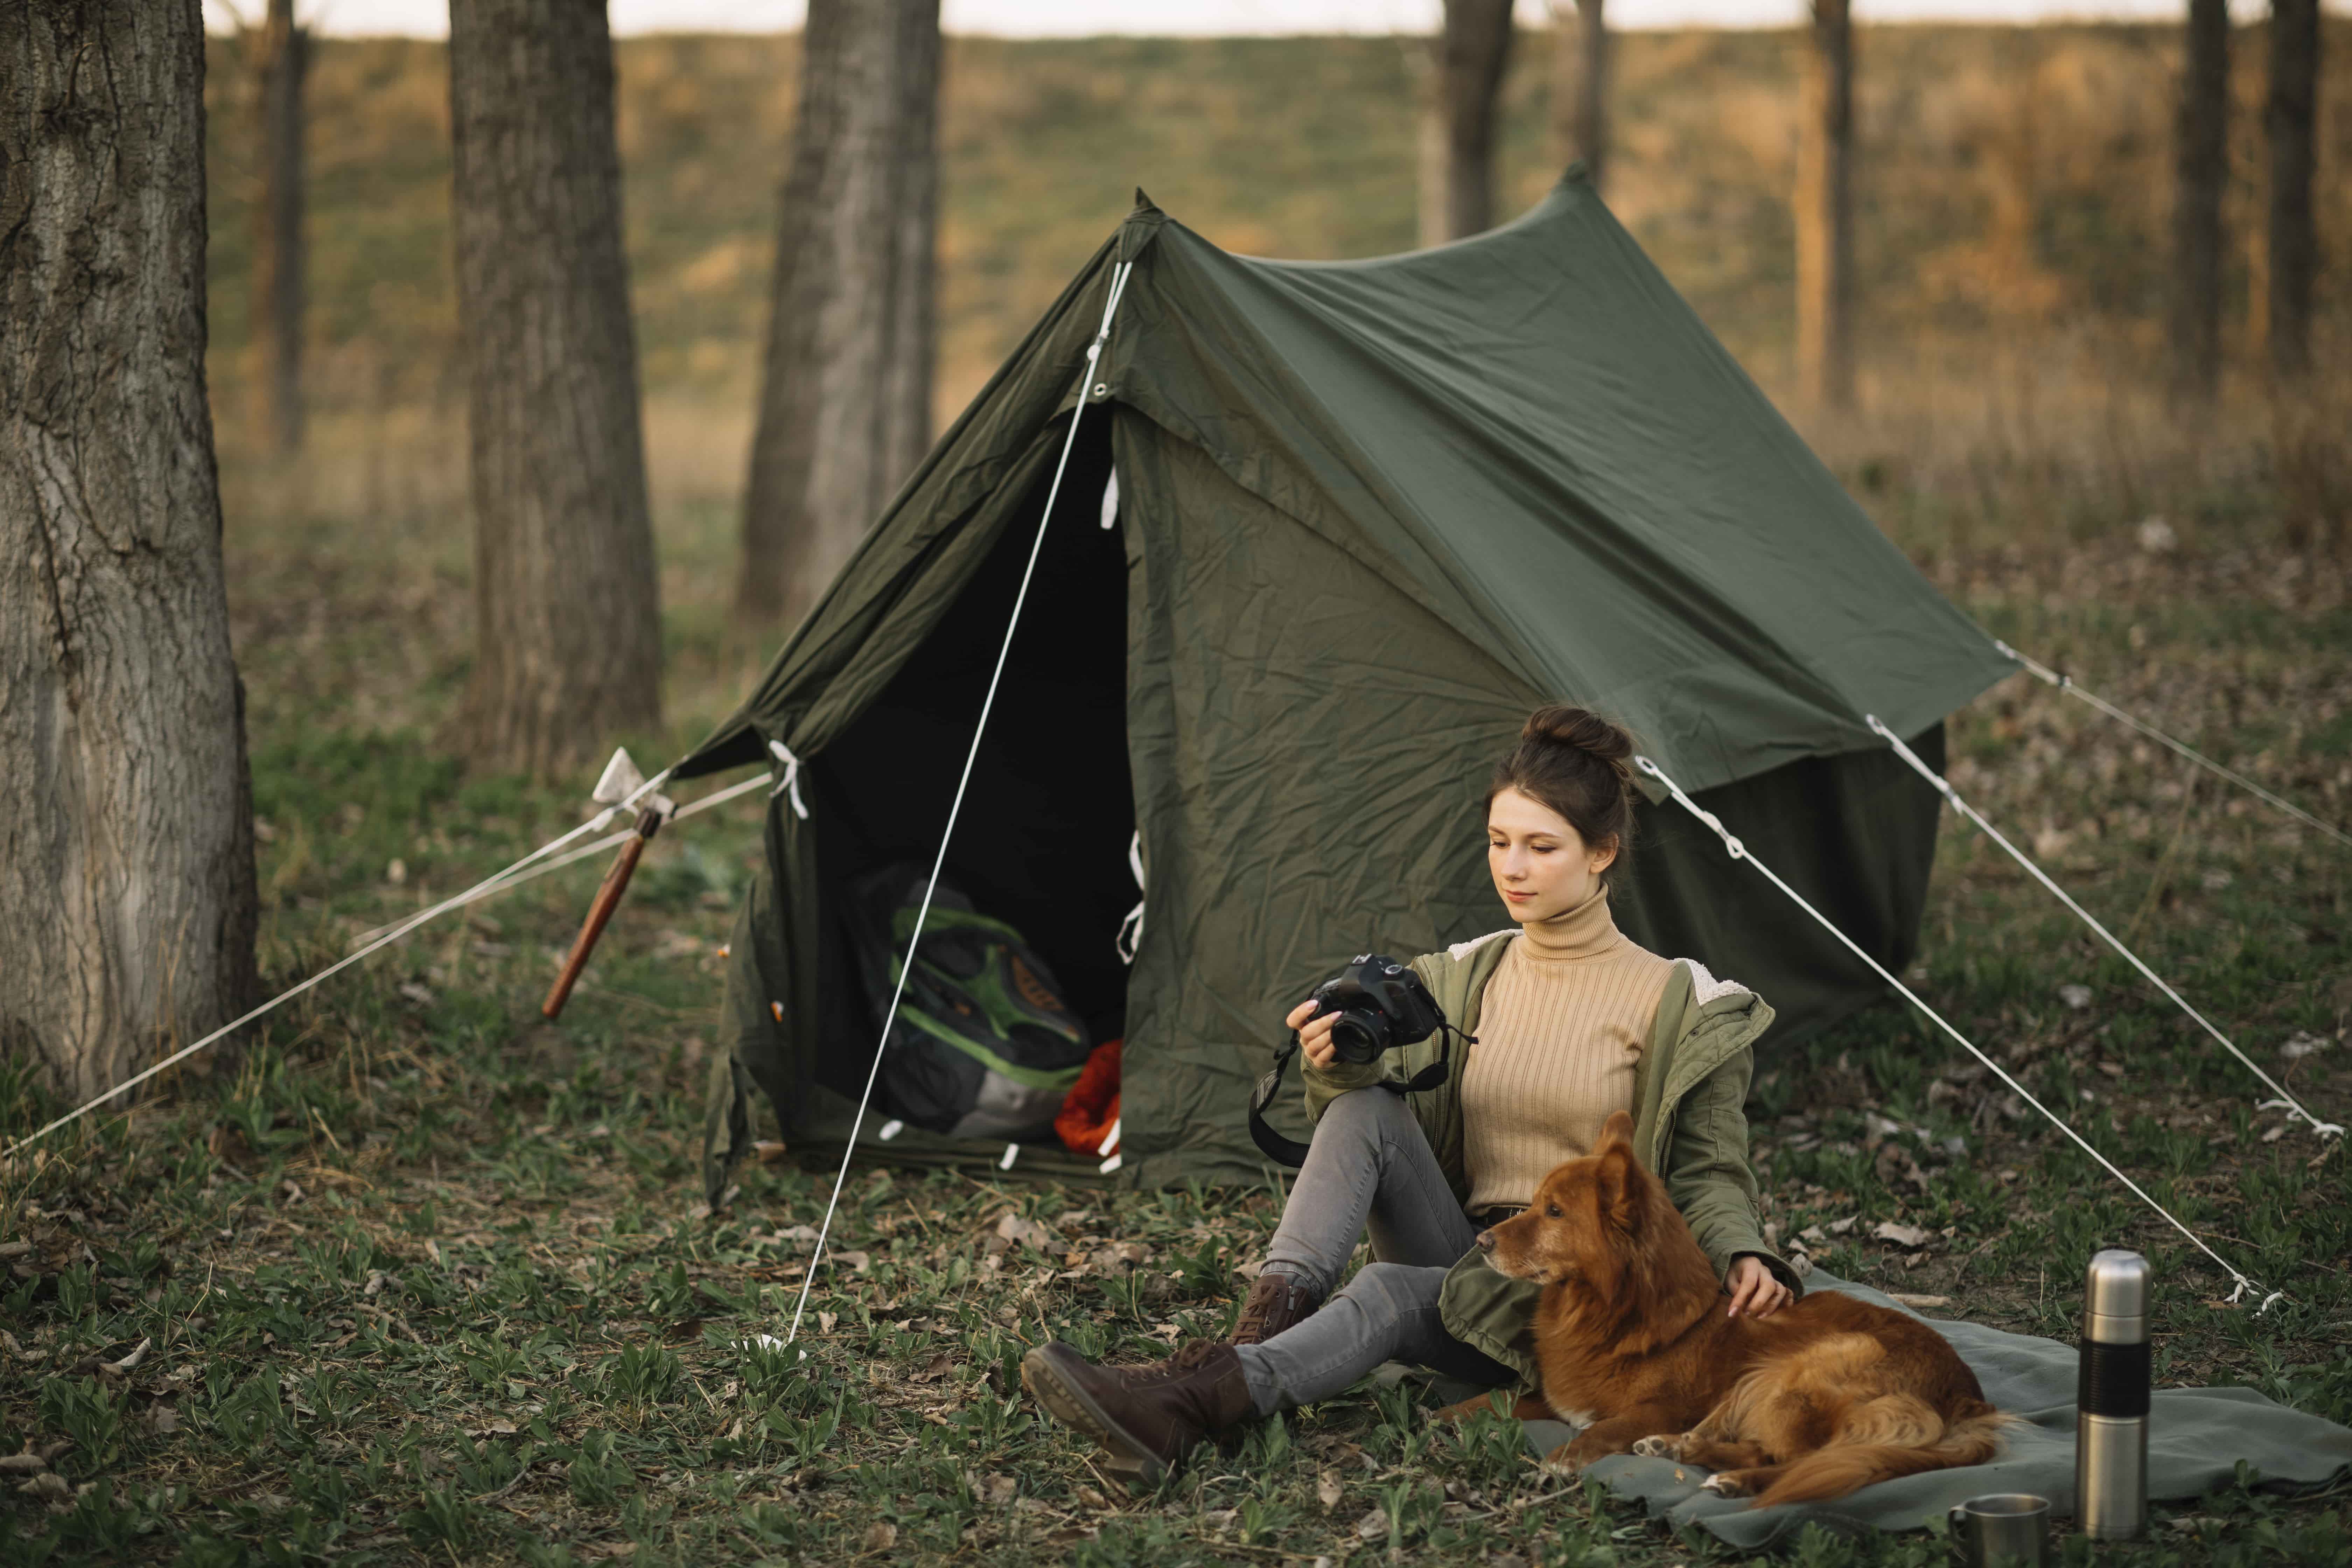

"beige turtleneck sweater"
[1458,884,1674,1214]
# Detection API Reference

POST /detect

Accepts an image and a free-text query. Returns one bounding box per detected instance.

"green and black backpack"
[847,867,1092,1139]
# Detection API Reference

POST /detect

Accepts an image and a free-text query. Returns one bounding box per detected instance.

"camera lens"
[1329,1011,1386,1064]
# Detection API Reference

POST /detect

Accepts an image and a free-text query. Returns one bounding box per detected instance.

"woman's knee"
[1314,1086,1415,1149]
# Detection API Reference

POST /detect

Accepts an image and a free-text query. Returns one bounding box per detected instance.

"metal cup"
[1947,1493,2052,1567]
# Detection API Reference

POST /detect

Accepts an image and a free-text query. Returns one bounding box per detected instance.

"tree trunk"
[2263,0,2318,380]
[1416,0,1516,248]
[253,0,306,455]
[737,0,941,628]
[1795,0,1856,412]
[2172,0,2230,402]
[1547,0,1609,194]
[1,0,259,1105]
[448,0,663,777]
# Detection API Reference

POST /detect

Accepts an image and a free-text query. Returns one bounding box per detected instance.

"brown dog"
[1474,1109,2008,1506]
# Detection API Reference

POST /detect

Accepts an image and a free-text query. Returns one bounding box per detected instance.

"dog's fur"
[1471,1110,2009,1507]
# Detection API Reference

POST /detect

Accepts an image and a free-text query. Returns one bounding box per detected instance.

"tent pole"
[786,260,1138,1349]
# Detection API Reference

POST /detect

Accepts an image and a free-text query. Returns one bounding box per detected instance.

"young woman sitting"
[1021,705,1800,1478]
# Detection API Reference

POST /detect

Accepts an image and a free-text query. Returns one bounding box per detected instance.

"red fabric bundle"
[1055,1038,1121,1155]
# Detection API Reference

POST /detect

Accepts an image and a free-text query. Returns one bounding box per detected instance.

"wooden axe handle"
[541,829,649,1020]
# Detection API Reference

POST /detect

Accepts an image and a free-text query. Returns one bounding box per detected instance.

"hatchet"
[542,748,673,1021]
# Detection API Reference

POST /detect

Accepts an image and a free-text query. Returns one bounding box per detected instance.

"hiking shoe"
[1020,1340,1253,1480]
[1229,1270,1322,1346]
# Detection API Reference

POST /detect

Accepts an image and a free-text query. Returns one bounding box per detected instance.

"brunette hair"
[1486,705,1638,886]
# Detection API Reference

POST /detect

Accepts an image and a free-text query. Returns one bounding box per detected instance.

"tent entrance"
[799,416,1135,1130]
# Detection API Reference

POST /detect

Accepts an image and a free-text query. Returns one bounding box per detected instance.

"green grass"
[2,506,2348,1564]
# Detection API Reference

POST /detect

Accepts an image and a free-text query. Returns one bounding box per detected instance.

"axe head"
[592,747,647,806]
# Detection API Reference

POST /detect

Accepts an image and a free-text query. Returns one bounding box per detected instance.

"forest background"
[4,14,2348,1566]
[204,23,2352,752]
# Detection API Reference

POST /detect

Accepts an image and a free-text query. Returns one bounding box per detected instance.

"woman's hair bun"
[1490,705,1639,886]
[1520,704,1633,763]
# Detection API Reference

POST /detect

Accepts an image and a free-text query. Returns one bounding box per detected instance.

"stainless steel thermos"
[2076,1249,2151,1539]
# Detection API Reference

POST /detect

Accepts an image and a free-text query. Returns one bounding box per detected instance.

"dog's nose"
[1475,1229,1494,1254]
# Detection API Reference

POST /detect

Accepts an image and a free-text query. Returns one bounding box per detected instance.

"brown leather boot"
[1228,1270,1322,1346]
[1020,1340,1255,1481]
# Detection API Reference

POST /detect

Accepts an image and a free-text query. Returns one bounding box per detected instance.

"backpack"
[846,866,1092,1139]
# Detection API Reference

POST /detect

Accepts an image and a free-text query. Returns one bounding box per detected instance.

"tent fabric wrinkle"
[688,177,2014,1196]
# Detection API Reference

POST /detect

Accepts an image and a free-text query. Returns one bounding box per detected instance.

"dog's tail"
[1752,1400,2012,1508]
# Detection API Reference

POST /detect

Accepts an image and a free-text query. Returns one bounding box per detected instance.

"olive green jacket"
[1301,929,1801,1386]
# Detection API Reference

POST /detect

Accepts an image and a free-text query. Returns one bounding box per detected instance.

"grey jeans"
[1234,1087,1515,1416]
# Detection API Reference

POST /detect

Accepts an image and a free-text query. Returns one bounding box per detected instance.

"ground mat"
[1475,1270,2352,1548]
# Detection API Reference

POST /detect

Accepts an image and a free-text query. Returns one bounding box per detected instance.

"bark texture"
[2263,0,2319,379]
[2172,0,2230,402]
[1,0,259,1103]
[1416,0,1515,248]
[448,0,663,776]
[1547,0,1609,195]
[1795,0,1856,411]
[253,0,306,454]
[737,0,940,627]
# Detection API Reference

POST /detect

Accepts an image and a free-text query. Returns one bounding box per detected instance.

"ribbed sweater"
[1458,885,1673,1213]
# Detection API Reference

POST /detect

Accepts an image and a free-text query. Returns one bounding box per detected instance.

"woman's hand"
[1726,1255,1791,1318]
[1286,999,1342,1069]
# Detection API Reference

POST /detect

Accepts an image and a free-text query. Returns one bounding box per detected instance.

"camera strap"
[1246,1024,1470,1170]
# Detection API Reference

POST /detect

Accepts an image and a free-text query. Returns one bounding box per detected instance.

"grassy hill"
[200,25,2351,537]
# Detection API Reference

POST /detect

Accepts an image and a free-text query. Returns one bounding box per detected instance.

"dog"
[1472,1109,2009,1507]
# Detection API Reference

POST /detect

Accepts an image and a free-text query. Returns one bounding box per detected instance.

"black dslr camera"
[1308,954,1448,1065]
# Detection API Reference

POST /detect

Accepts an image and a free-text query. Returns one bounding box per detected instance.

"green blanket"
[1490,1270,2352,1548]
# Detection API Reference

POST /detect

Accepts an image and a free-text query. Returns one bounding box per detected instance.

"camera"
[1309,954,1448,1065]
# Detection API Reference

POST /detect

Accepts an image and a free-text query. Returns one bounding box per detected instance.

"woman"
[1022,706,1800,1479]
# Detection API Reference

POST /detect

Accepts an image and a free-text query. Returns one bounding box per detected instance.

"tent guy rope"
[1867,715,2342,1140]
[1995,639,2352,850]
[2,766,770,1163]
[784,259,1139,1349]
[1633,754,2279,1312]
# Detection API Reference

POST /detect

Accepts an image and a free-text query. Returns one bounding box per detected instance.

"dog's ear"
[1596,1110,1636,1152]
[1593,1141,1643,1233]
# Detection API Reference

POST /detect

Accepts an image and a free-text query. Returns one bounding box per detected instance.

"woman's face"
[1487,786,1616,925]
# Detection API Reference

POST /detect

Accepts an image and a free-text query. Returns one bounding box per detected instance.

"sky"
[203,0,2284,38]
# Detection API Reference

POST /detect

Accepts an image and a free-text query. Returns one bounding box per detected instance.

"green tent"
[677,173,2014,1200]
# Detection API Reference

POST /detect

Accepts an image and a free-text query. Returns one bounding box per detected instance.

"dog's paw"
[1630,1435,1682,1460]
[1699,1472,1751,1498]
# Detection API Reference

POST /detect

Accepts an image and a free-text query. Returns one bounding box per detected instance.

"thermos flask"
[2076,1249,2150,1539]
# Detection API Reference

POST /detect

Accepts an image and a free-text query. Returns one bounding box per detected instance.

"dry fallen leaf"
[1354,1505,1389,1541]
[982,1473,1017,1505]
[1317,1470,1344,1511]
[817,1311,838,1334]
[1074,1485,1109,1510]
[862,1520,897,1552]
[993,1212,1054,1251]
[1873,1221,1932,1249]
[1887,1293,1951,1309]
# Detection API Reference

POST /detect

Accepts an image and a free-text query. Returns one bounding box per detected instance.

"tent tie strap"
[1631,752,2278,1314]
[766,739,810,819]
[1116,829,1146,965]
[1,762,774,1162]
[1866,716,2341,1141]
[1993,639,2351,850]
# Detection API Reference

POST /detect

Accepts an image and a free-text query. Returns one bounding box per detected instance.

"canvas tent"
[677,172,2016,1203]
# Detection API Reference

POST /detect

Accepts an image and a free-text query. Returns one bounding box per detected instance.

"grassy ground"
[4,23,2350,1563]
[2,491,2348,1564]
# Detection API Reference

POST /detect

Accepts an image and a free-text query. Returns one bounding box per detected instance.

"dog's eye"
[1545,1205,1562,1218]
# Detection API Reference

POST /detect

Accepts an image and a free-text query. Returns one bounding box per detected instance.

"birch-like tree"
[1795,0,1856,411]
[1548,0,1610,194]
[1417,0,1516,247]
[1,0,259,1102]
[2172,0,2230,401]
[737,0,941,628]
[448,0,664,776]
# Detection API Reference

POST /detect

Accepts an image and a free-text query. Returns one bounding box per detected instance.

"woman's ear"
[1588,834,1619,875]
